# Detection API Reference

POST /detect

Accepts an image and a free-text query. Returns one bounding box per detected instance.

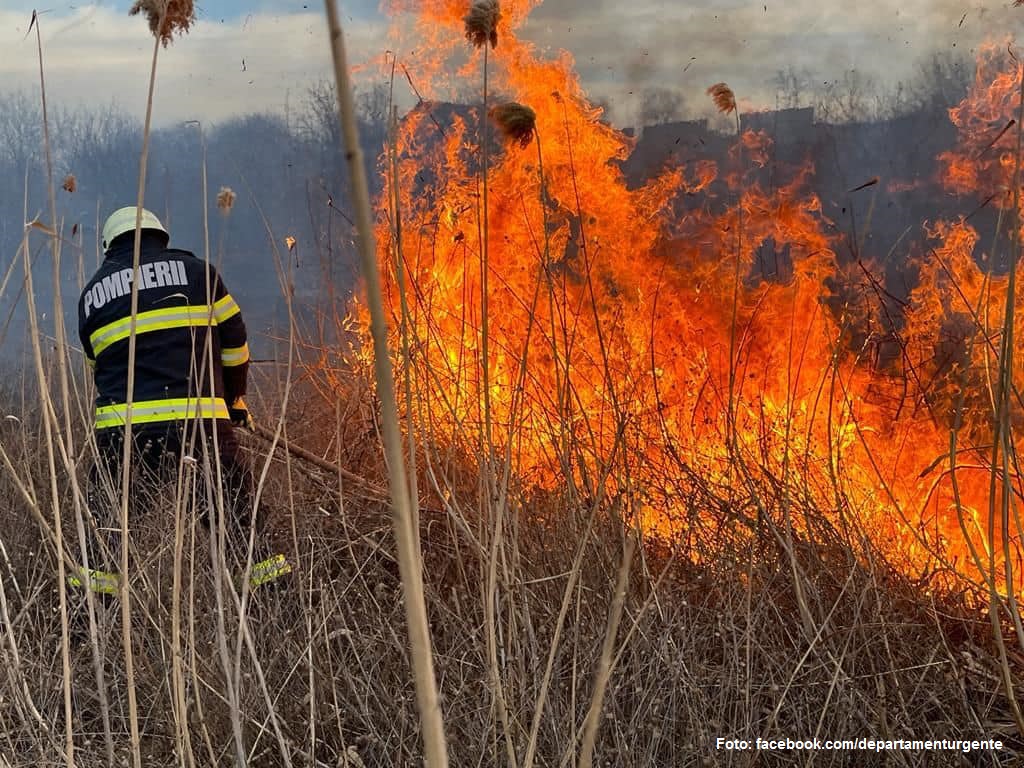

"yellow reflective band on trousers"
[95,397,229,430]
[90,305,216,357]
[249,554,292,589]
[221,342,250,367]
[213,294,240,323]
[68,568,120,595]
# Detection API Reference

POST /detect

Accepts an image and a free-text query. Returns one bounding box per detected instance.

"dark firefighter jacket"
[78,233,249,432]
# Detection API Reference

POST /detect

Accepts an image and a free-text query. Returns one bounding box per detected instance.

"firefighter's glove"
[229,398,255,431]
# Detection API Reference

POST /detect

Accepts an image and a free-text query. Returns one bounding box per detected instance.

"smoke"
[636,86,686,127]
[521,0,1021,128]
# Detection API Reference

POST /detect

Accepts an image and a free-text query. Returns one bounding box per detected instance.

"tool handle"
[250,424,388,498]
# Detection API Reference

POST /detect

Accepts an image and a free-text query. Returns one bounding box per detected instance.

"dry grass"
[2,7,1023,767]
[0,385,1021,766]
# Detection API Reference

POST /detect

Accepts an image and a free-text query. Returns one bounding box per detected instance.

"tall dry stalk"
[707,83,744,457]
[984,59,1024,735]
[387,105,421,543]
[323,2,449,766]
[19,196,75,768]
[116,27,160,768]
[465,0,500,467]
[30,13,79,766]
[118,3,196,765]
[576,533,635,768]
[189,122,248,768]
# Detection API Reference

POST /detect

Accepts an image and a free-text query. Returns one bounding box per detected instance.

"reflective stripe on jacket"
[78,233,249,430]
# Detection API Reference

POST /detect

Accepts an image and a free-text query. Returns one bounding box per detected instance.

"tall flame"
[362,5,1024,594]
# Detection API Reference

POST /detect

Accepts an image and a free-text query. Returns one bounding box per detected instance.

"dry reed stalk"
[466,0,501,495]
[323,2,449,766]
[305,558,317,765]
[232,187,303,768]
[0,516,47,733]
[189,124,249,767]
[939,252,1009,596]
[171,461,196,768]
[521,441,627,768]
[488,101,546,689]
[185,472,220,766]
[470,20,505,730]
[707,82,737,114]
[118,2,187,763]
[708,81,745,483]
[27,18,79,766]
[496,102,544,486]
[464,0,500,49]
[36,16,121,765]
[491,102,536,149]
[984,60,1024,736]
[193,130,296,768]
[556,95,625,429]
[386,105,421,545]
[576,533,636,768]
[217,186,237,213]
[130,0,196,45]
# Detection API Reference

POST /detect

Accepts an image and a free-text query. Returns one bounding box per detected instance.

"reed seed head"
[61,174,77,193]
[464,0,501,50]
[490,102,537,148]
[217,187,236,213]
[129,0,196,47]
[707,83,737,115]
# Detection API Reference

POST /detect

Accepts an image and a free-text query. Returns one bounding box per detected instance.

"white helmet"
[101,206,168,252]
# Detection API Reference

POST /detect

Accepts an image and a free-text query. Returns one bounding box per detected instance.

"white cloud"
[2,1,1021,131]
[0,5,387,126]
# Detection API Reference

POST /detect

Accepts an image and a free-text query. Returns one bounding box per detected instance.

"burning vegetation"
[7,2,1024,765]
[366,4,1024,603]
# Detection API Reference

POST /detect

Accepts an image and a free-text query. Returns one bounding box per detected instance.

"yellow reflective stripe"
[249,554,292,588]
[221,343,250,367]
[95,397,229,429]
[90,305,216,357]
[68,568,120,595]
[213,294,240,323]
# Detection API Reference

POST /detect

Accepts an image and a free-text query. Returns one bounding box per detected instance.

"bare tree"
[903,50,973,115]
[0,91,43,172]
[771,66,813,110]
[814,69,887,123]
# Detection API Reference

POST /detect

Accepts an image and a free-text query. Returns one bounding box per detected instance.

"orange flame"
[361,7,1024,595]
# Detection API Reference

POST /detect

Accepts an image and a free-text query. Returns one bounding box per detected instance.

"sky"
[0,1,1022,129]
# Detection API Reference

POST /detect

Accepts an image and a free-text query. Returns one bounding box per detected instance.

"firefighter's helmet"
[101,206,168,252]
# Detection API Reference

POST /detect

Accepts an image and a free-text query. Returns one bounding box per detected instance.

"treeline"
[0,50,977,362]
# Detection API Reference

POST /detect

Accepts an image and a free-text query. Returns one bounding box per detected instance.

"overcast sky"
[1,1,1021,129]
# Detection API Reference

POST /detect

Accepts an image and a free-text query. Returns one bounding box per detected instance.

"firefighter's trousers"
[77,419,278,592]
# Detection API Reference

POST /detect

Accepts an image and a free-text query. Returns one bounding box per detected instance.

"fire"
[362,4,1024,595]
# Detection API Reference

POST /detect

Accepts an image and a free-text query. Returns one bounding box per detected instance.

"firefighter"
[74,206,289,594]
